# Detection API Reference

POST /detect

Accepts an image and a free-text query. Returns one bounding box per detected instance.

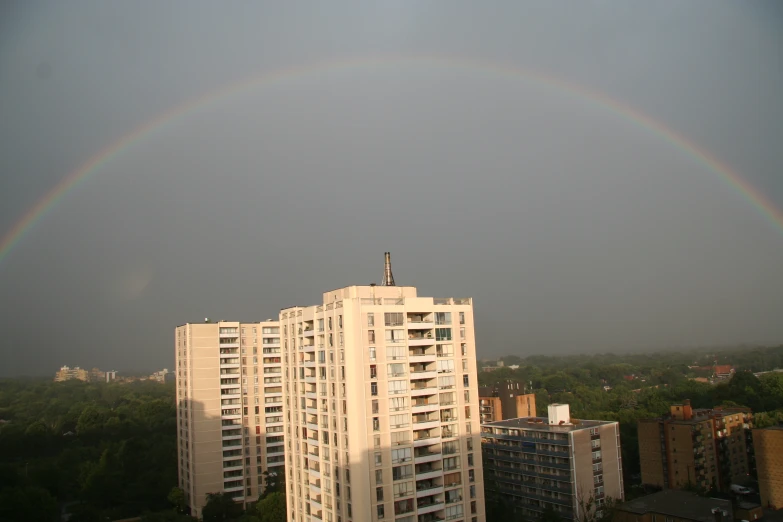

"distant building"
[478,384,536,423]
[638,400,753,493]
[150,368,170,383]
[753,425,783,509]
[614,489,732,522]
[482,403,624,521]
[105,371,117,383]
[54,366,88,382]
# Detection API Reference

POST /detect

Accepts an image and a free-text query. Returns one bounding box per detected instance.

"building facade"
[54,365,89,382]
[481,404,624,521]
[614,489,732,522]
[753,425,783,509]
[478,385,536,423]
[638,401,753,492]
[281,282,485,522]
[175,320,283,518]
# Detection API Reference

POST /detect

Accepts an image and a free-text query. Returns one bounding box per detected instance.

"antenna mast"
[381,252,396,286]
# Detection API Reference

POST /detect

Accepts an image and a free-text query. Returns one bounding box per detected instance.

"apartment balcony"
[310,495,322,508]
[414,432,441,447]
[303,328,315,338]
[417,499,445,516]
[416,482,445,499]
[413,416,440,430]
[408,336,435,347]
[219,341,240,348]
[408,319,435,330]
[414,451,442,465]
[412,401,440,414]
[409,349,437,362]
[415,468,443,482]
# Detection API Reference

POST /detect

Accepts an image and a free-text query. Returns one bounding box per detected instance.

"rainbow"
[2,54,782,266]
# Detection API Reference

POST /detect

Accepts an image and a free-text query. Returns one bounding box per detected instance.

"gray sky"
[1,1,782,376]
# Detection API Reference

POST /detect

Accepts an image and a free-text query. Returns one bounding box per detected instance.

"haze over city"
[1,1,782,377]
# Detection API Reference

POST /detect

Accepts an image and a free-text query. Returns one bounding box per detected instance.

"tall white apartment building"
[281,254,485,522]
[175,320,284,518]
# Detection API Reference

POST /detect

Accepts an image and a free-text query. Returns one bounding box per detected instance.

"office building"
[481,403,623,521]
[753,425,783,509]
[281,253,485,522]
[478,384,536,423]
[638,400,753,493]
[175,320,283,518]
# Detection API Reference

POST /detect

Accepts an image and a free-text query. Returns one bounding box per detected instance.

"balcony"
[414,451,442,465]
[417,499,445,515]
[416,482,445,498]
[408,335,435,347]
[411,384,438,397]
[412,400,439,414]
[413,418,440,431]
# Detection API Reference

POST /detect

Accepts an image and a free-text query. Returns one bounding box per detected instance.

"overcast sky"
[1,1,782,376]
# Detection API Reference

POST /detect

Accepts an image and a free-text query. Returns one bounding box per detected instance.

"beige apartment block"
[753,426,783,509]
[175,320,283,518]
[481,404,624,521]
[281,269,485,522]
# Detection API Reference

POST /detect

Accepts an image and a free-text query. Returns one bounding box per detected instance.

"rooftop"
[616,490,731,522]
[482,416,615,433]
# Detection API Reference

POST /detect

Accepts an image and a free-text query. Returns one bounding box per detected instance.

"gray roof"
[482,416,615,433]
[617,490,732,522]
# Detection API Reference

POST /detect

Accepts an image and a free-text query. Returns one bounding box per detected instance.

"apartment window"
[460,327,466,339]
[459,312,465,324]
[470,485,476,499]
[437,360,455,373]
[388,380,408,395]
[594,474,603,484]
[377,505,385,519]
[437,344,454,357]
[389,397,407,411]
[328,317,332,330]
[372,400,379,414]
[376,486,384,502]
[369,346,376,361]
[435,312,451,325]
[393,481,414,499]
[384,313,404,326]
[385,329,405,343]
[443,456,460,471]
[436,328,452,341]
[463,375,469,387]
[592,439,601,448]
[468,469,475,482]
[368,330,376,343]
[438,376,456,389]
[387,363,406,377]
[387,345,406,360]
[338,315,342,328]
[371,382,378,396]
[461,343,467,356]
[373,418,380,431]
[391,447,412,463]
[370,365,377,379]
[462,359,468,371]
[390,414,410,429]
[375,452,383,466]
[375,469,383,485]
[367,313,374,327]
[468,453,474,466]
[318,319,324,332]
[392,464,413,481]
[374,435,381,448]
[391,430,411,445]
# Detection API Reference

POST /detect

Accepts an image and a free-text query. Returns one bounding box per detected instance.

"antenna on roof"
[381,252,396,286]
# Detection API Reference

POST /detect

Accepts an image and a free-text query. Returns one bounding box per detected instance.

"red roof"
[715,365,734,375]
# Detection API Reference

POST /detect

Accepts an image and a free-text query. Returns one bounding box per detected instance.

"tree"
[202,492,243,522]
[0,486,58,522]
[168,487,187,514]
[255,492,286,522]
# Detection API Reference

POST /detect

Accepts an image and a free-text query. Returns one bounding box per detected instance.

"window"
[443,456,460,471]
[368,330,376,343]
[435,312,451,325]
[460,327,466,339]
[387,346,406,360]
[394,498,415,515]
[459,312,465,324]
[328,317,332,330]
[391,447,412,463]
[463,375,469,387]
[369,346,376,361]
[384,312,403,326]
[391,430,410,445]
[389,397,407,411]
[461,343,467,356]
[439,375,456,389]
[388,380,408,395]
[373,418,380,431]
[375,452,383,466]
[370,365,377,379]
[393,481,414,498]
[338,315,343,328]
[387,363,406,377]
[392,465,413,481]
[390,414,410,429]
[437,359,455,373]
[371,382,378,396]
[367,313,374,327]
[445,504,464,519]
[375,469,383,484]
[377,505,385,519]
[468,453,474,466]
[592,439,601,448]
[372,400,379,414]
[437,344,454,357]
[385,329,405,343]
[436,328,452,341]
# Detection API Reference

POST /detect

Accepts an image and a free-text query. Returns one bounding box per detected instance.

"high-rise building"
[175,320,283,518]
[478,384,536,423]
[54,365,89,382]
[481,403,624,521]
[752,425,783,509]
[638,400,753,493]
[281,254,485,522]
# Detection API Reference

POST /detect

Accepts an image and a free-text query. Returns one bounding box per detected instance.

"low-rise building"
[482,403,623,521]
[478,384,536,423]
[614,490,732,522]
[54,365,89,382]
